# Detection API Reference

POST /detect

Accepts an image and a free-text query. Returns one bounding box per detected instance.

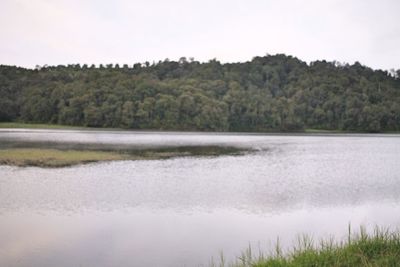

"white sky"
[1,0,399,70]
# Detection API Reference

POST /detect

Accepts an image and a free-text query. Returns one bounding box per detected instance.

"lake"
[0,129,400,266]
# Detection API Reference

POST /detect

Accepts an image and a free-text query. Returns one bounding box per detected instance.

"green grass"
[0,146,246,167]
[0,148,128,167]
[304,128,400,134]
[304,128,344,133]
[216,227,400,267]
[0,122,90,130]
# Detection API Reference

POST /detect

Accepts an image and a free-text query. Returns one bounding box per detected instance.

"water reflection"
[1,205,400,267]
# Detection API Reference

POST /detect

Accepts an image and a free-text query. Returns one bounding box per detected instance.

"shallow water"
[0,129,400,266]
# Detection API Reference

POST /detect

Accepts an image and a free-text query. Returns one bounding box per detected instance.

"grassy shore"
[0,146,245,167]
[0,122,91,130]
[217,227,400,267]
[0,123,350,133]
[304,128,344,133]
[2,122,400,134]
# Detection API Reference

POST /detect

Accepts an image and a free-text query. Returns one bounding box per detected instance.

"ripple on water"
[0,132,400,266]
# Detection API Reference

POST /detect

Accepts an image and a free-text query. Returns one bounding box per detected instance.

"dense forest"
[1,54,400,132]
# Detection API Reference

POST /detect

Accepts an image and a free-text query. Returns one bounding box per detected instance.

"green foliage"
[1,54,400,132]
[218,227,400,267]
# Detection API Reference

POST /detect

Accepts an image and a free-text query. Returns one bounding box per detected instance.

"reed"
[218,226,400,267]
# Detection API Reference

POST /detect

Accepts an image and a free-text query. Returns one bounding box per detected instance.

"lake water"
[1,129,400,266]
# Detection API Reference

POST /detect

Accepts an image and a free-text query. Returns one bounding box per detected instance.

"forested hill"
[1,54,400,132]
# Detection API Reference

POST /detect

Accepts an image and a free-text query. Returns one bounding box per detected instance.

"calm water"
[0,129,400,266]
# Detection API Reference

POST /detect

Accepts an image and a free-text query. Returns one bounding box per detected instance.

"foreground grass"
[218,227,400,267]
[0,146,245,167]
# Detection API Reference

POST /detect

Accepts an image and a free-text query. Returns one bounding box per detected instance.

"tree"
[121,101,136,128]
[1,54,399,132]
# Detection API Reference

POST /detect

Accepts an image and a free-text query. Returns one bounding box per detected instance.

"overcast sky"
[1,0,399,70]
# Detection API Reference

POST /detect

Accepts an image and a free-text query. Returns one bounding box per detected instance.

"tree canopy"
[1,54,400,132]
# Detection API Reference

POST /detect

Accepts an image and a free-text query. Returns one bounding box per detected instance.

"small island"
[0,145,246,168]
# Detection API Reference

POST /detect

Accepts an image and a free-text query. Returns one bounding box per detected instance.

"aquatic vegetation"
[0,145,247,167]
[0,148,127,167]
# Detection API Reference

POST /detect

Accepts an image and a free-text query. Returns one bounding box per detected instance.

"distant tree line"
[1,54,400,132]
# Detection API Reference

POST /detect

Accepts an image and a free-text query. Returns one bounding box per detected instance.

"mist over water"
[1,130,400,266]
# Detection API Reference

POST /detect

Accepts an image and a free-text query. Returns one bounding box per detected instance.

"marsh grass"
[214,226,400,267]
[126,146,245,158]
[0,145,247,167]
[0,148,127,167]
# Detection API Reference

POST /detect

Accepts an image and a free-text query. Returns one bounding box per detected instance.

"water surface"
[0,129,399,266]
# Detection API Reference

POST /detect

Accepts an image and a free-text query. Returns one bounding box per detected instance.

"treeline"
[1,54,400,132]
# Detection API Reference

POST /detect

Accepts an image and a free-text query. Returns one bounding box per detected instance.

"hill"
[1,54,399,132]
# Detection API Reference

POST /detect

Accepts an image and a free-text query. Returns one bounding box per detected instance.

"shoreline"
[1,122,400,135]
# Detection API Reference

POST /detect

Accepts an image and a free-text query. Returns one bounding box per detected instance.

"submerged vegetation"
[0,146,246,167]
[214,227,400,267]
[1,54,400,133]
